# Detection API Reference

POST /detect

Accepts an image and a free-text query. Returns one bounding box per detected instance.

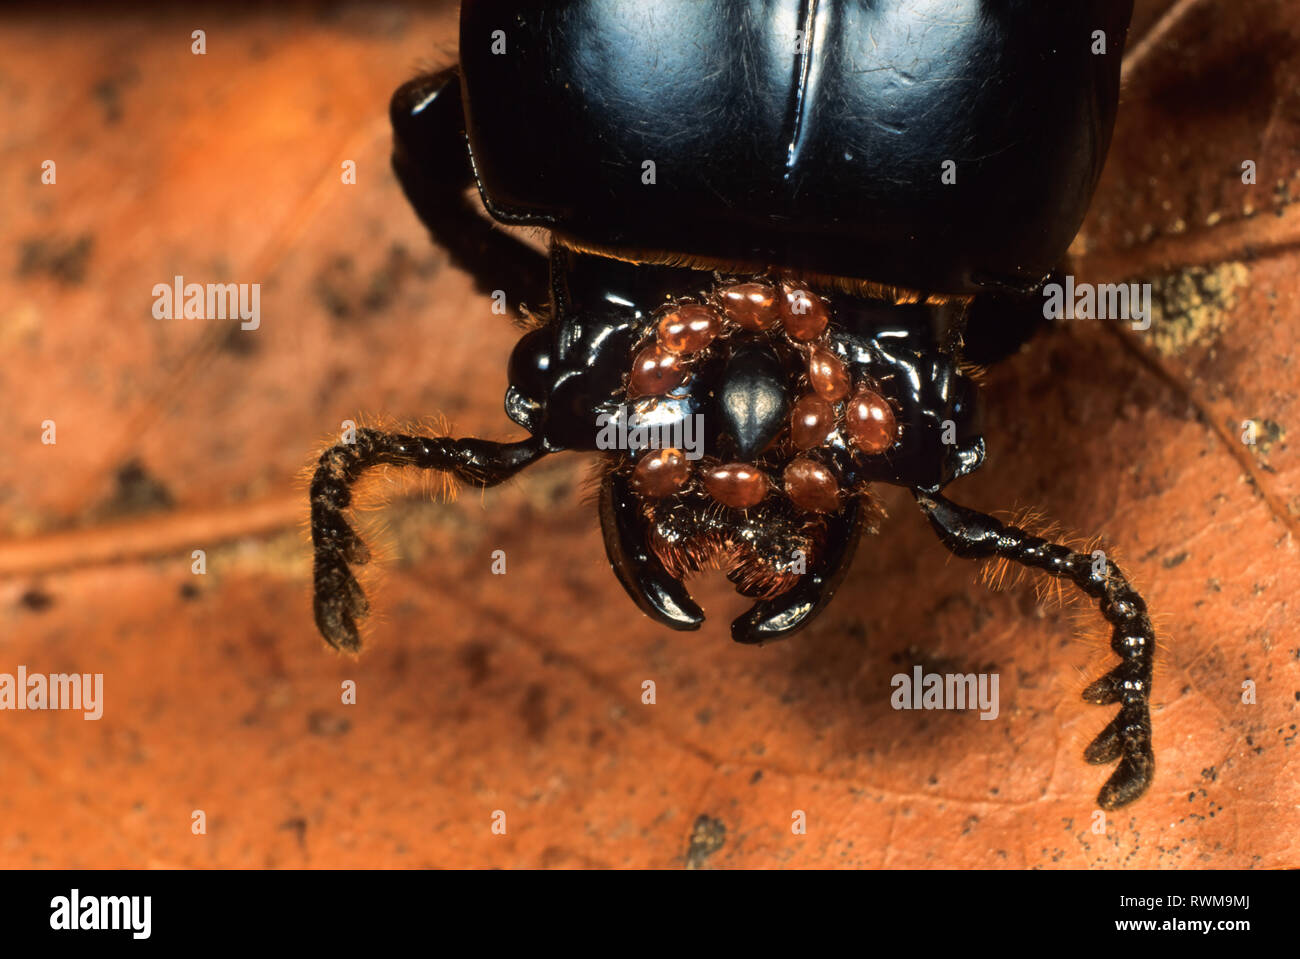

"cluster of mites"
[622,279,899,514]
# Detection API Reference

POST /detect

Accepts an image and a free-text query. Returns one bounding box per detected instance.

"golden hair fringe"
[554,235,973,307]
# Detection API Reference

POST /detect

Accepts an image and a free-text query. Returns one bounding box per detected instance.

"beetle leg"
[958,270,1063,366]
[913,490,1155,810]
[391,67,549,311]
[731,501,866,645]
[310,428,547,651]
[599,473,704,631]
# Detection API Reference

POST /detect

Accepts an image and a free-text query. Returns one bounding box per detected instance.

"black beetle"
[310,0,1153,810]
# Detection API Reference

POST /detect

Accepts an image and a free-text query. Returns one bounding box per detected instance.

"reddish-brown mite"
[630,447,692,497]
[702,462,770,509]
[783,456,841,513]
[779,282,830,340]
[807,344,850,401]
[628,343,686,396]
[658,304,722,353]
[845,388,897,453]
[789,394,837,450]
[718,282,779,331]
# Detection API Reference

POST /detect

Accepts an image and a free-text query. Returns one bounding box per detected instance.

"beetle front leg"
[391,67,549,312]
[913,490,1155,810]
[310,428,547,651]
[598,472,704,631]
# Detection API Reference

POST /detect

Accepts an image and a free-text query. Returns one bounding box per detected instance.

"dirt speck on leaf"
[684,815,726,869]
[1148,262,1250,356]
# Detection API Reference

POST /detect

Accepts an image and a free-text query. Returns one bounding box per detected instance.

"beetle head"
[597,274,962,642]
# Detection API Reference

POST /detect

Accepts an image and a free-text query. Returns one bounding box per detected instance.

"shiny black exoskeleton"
[310,0,1155,809]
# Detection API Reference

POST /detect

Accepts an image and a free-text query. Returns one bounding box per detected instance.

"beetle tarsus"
[310,429,547,651]
[913,490,1155,809]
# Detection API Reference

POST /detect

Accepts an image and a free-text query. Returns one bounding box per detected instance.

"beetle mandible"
[309,0,1153,810]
